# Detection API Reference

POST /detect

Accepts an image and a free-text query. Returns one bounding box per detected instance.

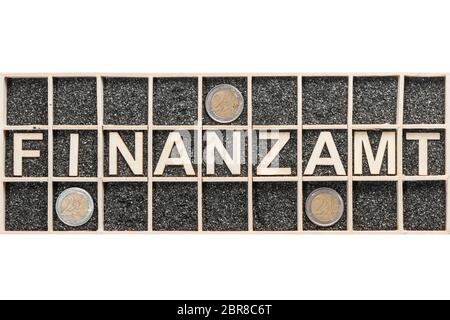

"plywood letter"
[405,132,441,176]
[69,133,79,177]
[206,131,241,175]
[304,131,345,175]
[354,131,396,175]
[13,133,43,176]
[109,132,144,175]
[154,131,195,176]
[256,131,291,176]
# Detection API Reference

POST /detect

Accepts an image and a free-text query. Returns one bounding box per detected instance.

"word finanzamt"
[11,130,441,177]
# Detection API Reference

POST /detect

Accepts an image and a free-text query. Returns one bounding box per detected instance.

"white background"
[1,0,450,300]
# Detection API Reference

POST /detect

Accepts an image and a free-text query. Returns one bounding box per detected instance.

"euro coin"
[56,187,94,227]
[205,84,244,123]
[305,187,344,227]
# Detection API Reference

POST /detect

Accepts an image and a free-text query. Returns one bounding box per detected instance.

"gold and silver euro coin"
[205,84,244,123]
[56,187,94,227]
[305,187,344,227]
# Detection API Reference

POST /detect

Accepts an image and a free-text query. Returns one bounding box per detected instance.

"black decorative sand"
[153,182,198,231]
[403,77,445,124]
[203,182,248,231]
[353,77,398,124]
[104,182,148,231]
[253,182,297,231]
[103,77,148,125]
[353,182,397,231]
[302,77,348,125]
[252,77,297,125]
[7,78,48,125]
[53,77,97,125]
[153,77,198,125]
[5,182,48,231]
[403,181,446,231]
